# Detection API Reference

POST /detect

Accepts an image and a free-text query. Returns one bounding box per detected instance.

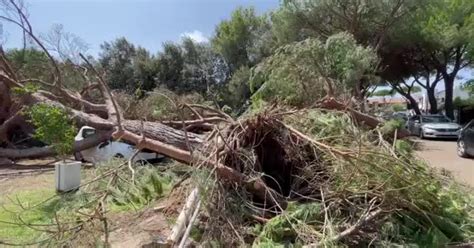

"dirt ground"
[416,139,474,188]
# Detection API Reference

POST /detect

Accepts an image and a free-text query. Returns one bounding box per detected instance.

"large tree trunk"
[122,120,203,151]
[0,81,10,124]
[408,96,421,115]
[427,86,438,114]
[444,76,455,119]
[0,130,112,159]
[389,81,421,116]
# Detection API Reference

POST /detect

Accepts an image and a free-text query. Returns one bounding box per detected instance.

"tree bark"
[122,120,203,151]
[427,86,438,114]
[406,95,421,115]
[444,75,455,119]
[0,130,112,159]
[0,81,11,124]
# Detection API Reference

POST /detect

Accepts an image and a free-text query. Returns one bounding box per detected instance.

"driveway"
[416,139,474,187]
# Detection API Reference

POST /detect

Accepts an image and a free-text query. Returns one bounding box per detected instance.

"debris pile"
[193,108,473,247]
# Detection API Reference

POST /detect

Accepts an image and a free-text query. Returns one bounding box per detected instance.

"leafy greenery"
[99,37,157,92]
[273,111,472,246]
[105,164,173,211]
[11,82,40,95]
[254,202,321,245]
[405,0,473,117]
[6,48,51,81]
[392,103,406,112]
[0,189,56,244]
[372,89,395,97]
[221,66,251,111]
[27,104,76,158]
[212,7,271,71]
[115,86,211,121]
[463,79,474,96]
[250,32,378,106]
[204,110,473,246]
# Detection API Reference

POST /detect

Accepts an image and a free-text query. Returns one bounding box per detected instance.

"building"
[367,97,407,109]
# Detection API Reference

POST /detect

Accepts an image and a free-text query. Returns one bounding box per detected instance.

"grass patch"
[0,161,178,245]
[0,189,56,244]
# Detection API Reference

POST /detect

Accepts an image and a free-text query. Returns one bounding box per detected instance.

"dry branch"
[178,199,201,248]
[167,187,200,246]
[319,97,410,138]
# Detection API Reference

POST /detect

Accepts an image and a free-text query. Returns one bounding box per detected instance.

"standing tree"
[6,48,51,81]
[41,23,89,64]
[415,0,474,118]
[181,37,228,95]
[99,38,158,93]
[155,38,228,98]
[270,0,420,105]
[212,7,271,72]
[155,42,184,92]
[250,32,379,107]
[132,47,157,92]
[99,37,137,91]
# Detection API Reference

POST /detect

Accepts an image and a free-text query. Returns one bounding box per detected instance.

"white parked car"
[406,115,461,139]
[74,126,163,164]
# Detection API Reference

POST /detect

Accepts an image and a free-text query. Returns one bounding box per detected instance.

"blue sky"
[1,0,471,94]
[1,0,279,56]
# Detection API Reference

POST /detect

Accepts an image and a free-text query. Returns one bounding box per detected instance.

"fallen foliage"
[195,108,473,247]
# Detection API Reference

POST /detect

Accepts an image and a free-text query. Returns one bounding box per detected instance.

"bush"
[27,104,76,157]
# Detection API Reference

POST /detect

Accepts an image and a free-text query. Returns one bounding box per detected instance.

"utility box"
[55,161,81,192]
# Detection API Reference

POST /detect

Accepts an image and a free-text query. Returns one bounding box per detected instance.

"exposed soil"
[108,203,173,248]
[0,158,56,178]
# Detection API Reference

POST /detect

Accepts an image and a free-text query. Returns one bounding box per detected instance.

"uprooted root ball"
[197,109,474,247]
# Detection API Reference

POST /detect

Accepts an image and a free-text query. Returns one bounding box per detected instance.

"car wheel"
[419,129,424,139]
[74,152,80,161]
[114,153,124,159]
[457,140,469,158]
[74,152,85,163]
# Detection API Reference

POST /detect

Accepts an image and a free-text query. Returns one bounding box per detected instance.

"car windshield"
[82,128,96,138]
[421,116,451,123]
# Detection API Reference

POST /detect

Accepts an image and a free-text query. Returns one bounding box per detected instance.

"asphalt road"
[416,139,474,187]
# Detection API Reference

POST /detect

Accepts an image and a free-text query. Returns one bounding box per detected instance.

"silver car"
[407,115,461,139]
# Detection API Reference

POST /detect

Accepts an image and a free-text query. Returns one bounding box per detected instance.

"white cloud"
[180,30,209,43]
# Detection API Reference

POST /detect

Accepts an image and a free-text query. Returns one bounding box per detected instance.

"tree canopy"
[212,7,271,72]
[250,32,378,107]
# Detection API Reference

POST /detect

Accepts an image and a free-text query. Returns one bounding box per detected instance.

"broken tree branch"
[0,130,113,159]
[319,97,410,139]
[167,187,200,246]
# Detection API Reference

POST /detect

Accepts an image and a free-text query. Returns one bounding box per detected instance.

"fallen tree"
[0,44,412,209]
[197,109,473,247]
[4,2,467,246]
